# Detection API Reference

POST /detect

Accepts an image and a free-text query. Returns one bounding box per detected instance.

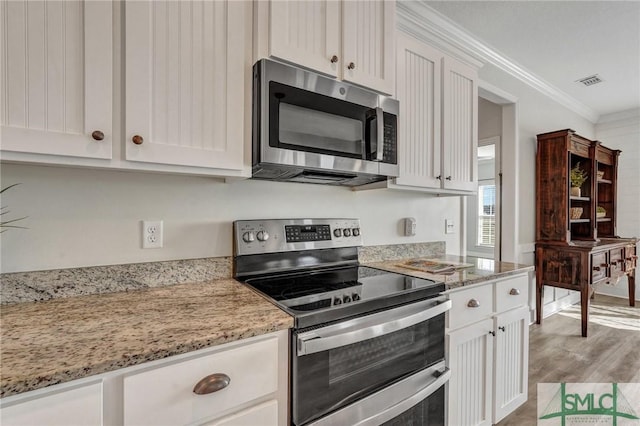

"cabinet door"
[493,307,529,423]
[447,318,493,426]
[394,33,442,189]
[342,0,395,95]
[0,382,103,426]
[442,56,478,191]
[1,0,112,159]
[125,0,250,170]
[205,400,278,426]
[268,1,340,78]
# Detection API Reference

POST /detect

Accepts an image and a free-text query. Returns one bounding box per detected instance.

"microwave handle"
[297,297,451,356]
[375,107,384,161]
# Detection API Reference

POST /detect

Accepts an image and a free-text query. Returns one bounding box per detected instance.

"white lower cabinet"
[446,273,530,425]
[0,382,103,426]
[0,330,288,426]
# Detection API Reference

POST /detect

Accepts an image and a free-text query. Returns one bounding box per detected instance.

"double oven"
[234,219,450,425]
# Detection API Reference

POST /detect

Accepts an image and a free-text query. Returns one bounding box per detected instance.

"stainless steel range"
[233,219,450,426]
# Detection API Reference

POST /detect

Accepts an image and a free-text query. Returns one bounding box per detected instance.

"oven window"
[269,81,374,159]
[381,386,445,426]
[292,312,445,425]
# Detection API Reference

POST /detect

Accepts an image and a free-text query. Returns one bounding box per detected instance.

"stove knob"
[333,297,342,305]
[333,228,342,238]
[352,293,361,301]
[242,231,255,243]
[352,228,360,236]
[343,228,352,237]
[343,295,352,303]
[256,231,270,242]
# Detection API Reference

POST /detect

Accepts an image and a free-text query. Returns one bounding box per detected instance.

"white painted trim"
[397,2,600,123]
[479,80,518,105]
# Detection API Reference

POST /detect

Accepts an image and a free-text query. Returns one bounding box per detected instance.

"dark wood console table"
[535,239,637,337]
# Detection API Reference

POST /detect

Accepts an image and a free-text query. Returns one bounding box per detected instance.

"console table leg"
[536,272,543,324]
[629,272,636,307]
[580,285,590,337]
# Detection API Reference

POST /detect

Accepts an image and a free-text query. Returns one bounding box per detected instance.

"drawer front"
[123,337,279,426]
[625,244,637,271]
[447,283,494,330]
[609,247,625,277]
[206,400,278,426]
[591,252,607,282]
[495,275,528,313]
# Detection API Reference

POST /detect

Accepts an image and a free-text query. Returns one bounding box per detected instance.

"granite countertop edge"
[0,278,293,398]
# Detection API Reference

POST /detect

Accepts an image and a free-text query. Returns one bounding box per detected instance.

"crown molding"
[397,1,600,123]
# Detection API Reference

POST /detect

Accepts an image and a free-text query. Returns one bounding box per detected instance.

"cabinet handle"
[436,175,442,180]
[132,135,144,145]
[601,263,609,268]
[593,266,601,271]
[445,176,452,181]
[488,331,495,336]
[330,55,339,63]
[509,288,520,296]
[499,326,506,332]
[193,373,231,395]
[347,62,356,70]
[91,130,104,141]
[467,299,480,308]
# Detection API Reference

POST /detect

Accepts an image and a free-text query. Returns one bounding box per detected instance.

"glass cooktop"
[243,266,445,328]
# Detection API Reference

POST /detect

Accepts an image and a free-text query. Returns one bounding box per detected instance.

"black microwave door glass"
[269,81,375,159]
[381,385,445,426]
[291,312,445,425]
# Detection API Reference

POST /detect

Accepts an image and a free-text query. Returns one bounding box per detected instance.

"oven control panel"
[234,218,362,256]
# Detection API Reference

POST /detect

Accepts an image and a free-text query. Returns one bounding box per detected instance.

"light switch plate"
[445,219,455,234]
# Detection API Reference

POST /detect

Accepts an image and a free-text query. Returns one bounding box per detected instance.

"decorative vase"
[570,187,581,197]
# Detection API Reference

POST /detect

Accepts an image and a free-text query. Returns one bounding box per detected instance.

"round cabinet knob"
[242,232,255,243]
[352,293,361,301]
[91,130,105,141]
[445,176,452,181]
[352,228,360,237]
[467,299,480,308]
[330,55,339,63]
[436,175,442,180]
[347,62,356,70]
[333,297,342,305]
[343,228,352,237]
[333,228,343,238]
[132,135,144,145]
[193,373,230,395]
[343,295,352,303]
[256,231,269,242]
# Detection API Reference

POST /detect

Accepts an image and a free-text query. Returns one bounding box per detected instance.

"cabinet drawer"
[610,247,625,277]
[495,275,528,313]
[0,382,102,426]
[447,283,494,330]
[591,252,607,282]
[206,400,278,426]
[123,337,279,426]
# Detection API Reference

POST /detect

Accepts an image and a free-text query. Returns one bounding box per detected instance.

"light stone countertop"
[0,279,292,398]
[365,255,534,290]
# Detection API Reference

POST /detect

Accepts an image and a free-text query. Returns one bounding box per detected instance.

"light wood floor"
[498,294,640,425]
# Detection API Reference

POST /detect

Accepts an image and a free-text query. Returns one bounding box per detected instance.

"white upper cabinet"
[125,1,250,171]
[257,0,395,95]
[442,57,478,191]
[0,0,112,159]
[392,32,478,194]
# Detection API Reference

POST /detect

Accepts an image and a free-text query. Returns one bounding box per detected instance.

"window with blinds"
[477,184,496,246]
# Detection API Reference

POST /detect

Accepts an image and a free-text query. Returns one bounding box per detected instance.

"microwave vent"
[576,74,603,87]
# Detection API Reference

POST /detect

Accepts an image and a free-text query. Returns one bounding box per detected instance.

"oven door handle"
[308,362,450,426]
[297,297,451,356]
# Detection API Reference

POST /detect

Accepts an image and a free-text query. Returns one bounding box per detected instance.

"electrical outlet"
[445,219,455,234]
[142,220,163,249]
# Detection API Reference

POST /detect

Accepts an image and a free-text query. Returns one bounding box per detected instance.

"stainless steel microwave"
[252,59,399,186]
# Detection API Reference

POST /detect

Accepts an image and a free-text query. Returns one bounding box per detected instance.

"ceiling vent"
[576,74,604,87]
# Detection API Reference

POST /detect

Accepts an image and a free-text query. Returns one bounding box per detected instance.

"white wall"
[478,97,502,139]
[594,109,640,301]
[0,164,462,273]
